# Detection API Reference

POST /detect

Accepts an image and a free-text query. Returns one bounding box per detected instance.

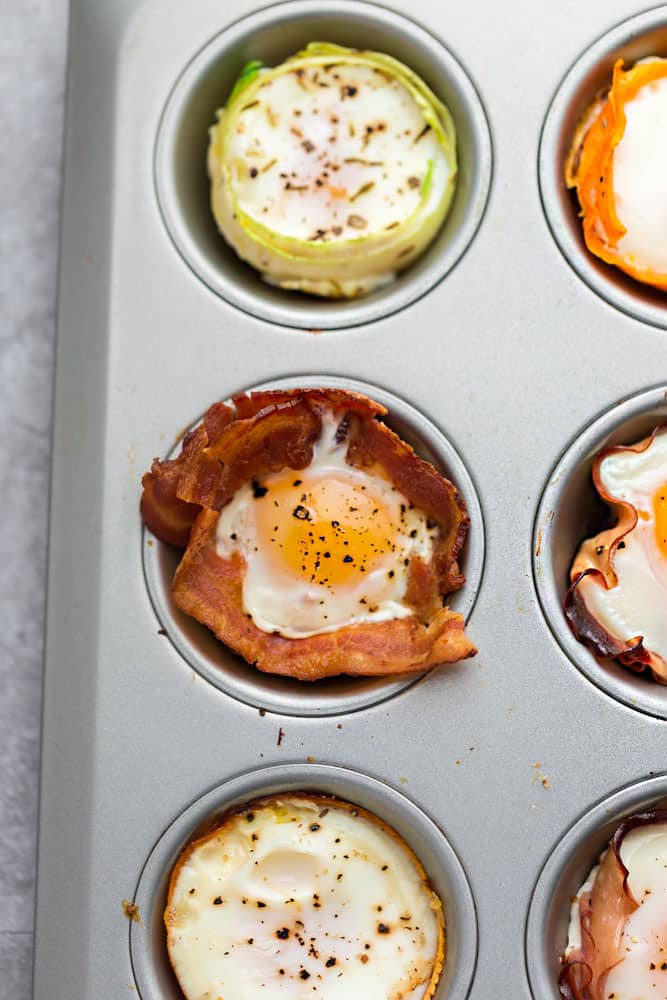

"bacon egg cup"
[565,57,667,291]
[565,426,667,683]
[141,389,476,682]
[560,809,667,1000]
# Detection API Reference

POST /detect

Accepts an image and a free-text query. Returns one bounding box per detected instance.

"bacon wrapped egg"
[560,810,667,1000]
[565,58,667,291]
[141,388,475,681]
[565,426,667,682]
[165,793,445,1000]
[208,43,457,298]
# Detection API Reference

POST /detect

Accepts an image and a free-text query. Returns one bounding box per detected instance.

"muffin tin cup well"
[142,374,485,717]
[525,772,667,1000]
[533,384,667,718]
[129,762,478,1000]
[154,0,492,330]
[539,6,667,329]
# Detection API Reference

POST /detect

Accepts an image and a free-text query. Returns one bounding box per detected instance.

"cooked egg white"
[208,44,457,298]
[567,823,667,998]
[216,410,438,638]
[166,795,444,1000]
[613,59,667,276]
[577,430,667,662]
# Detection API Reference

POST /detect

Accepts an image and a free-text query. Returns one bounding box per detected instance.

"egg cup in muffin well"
[565,426,667,682]
[208,43,457,299]
[165,793,445,1000]
[565,57,667,291]
[141,388,475,681]
[560,809,667,1000]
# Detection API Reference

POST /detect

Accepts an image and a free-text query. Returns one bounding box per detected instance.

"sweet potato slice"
[565,58,667,290]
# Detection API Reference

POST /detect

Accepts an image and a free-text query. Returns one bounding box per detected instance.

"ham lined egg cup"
[560,810,667,1000]
[565,426,667,682]
[141,388,476,681]
[165,793,445,1000]
[565,57,667,291]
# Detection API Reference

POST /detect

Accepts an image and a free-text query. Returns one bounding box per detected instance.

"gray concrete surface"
[0,1,68,994]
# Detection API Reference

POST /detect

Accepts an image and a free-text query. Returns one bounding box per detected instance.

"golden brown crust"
[565,426,667,681]
[165,792,445,1000]
[142,388,475,679]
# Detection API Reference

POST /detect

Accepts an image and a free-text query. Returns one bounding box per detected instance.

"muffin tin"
[155,0,492,329]
[142,374,485,716]
[34,1,667,998]
[130,763,478,999]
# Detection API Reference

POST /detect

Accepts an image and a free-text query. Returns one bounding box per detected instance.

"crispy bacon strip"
[564,426,667,682]
[141,402,233,547]
[560,811,667,1000]
[141,390,384,529]
[172,509,474,681]
[565,58,667,290]
[141,388,474,680]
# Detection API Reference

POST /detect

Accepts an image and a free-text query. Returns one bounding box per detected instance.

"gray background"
[1,1,67,994]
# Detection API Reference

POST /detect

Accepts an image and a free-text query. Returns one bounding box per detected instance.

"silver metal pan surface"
[34,1,667,998]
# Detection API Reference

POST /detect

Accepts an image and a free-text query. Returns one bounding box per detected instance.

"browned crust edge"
[165,792,445,1000]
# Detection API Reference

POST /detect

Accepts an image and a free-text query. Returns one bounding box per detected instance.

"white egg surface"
[563,814,667,1000]
[568,427,667,678]
[208,43,457,298]
[216,410,438,639]
[224,62,448,243]
[165,794,445,1000]
[143,387,475,680]
[613,61,667,277]
[565,57,667,290]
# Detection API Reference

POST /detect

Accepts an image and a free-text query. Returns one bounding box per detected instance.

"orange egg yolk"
[655,483,667,559]
[254,472,400,586]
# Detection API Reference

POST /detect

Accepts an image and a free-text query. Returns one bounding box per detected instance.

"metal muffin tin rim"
[532,382,667,720]
[153,0,493,330]
[525,770,667,1000]
[129,761,479,1000]
[142,373,486,718]
[538,3,667,330]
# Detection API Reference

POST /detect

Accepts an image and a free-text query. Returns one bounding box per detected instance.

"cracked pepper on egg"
[141,388,475,681]
[208,43,457,298]
[165,794,444,999]
[565,57,667,291]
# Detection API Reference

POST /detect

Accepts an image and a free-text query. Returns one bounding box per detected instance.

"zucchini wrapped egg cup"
[208,43,458,299]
